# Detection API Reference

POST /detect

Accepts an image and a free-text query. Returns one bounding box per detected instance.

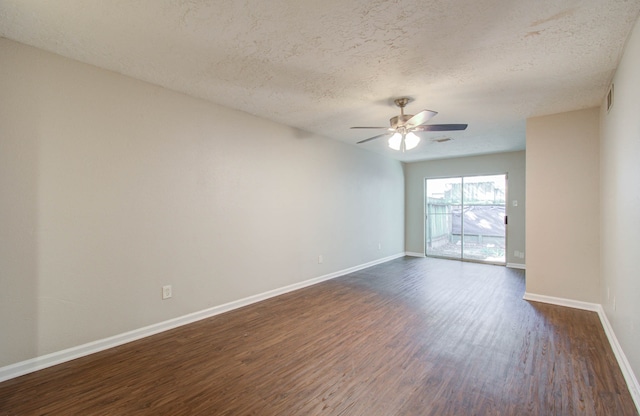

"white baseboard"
[596,305,640,411]
[523,292,640,412]
[405,251,425,257]
[0,252,405,383]
[523,292,599,311]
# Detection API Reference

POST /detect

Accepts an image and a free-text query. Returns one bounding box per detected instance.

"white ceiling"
[1,0,639,162]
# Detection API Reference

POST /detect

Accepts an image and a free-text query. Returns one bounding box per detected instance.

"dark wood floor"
[0,257,637,415]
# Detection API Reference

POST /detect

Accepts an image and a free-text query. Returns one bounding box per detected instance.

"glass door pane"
[426,177,462,259]
[461,174,506,263]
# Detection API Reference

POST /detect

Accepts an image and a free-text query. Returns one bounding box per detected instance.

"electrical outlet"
[162,285,172,300]
[514,250,520,257]
[318,255,323,264]
[378,242,382,250]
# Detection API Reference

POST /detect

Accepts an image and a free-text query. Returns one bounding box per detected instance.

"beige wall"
[600,15,640,389]
[404,151,526,264]
[525,108,600,302]
[0,38,405,367]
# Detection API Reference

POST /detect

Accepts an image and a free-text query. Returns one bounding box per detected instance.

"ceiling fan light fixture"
[388,133,402,150]
[388,132,420,151]
[404,132,420,150]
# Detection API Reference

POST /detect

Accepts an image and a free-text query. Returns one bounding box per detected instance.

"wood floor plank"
[0,257,637,415]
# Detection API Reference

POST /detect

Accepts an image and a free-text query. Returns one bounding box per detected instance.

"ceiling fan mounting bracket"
[394,97,411,109]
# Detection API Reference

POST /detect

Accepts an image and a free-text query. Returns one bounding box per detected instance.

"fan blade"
[357,132,392,144]
[405,110,438,127]
[350,126,390,129]
[413,124,468,132]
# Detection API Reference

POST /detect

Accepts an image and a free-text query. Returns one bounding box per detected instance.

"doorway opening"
[425,174,506,264]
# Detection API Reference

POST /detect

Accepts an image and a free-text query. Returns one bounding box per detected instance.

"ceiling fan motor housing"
[390,114,413,128]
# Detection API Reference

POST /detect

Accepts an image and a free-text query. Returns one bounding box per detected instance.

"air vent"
[432,137,452,143]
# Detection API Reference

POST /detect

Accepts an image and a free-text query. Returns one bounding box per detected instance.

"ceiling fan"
[351,97,468,152]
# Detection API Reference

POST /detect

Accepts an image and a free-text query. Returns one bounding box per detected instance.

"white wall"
[0,38,405,368]
[525,108,600,303]
[404,151,525,264]
[600,15,640,389]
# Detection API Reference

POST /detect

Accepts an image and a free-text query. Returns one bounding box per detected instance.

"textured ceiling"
[1,0,639,162]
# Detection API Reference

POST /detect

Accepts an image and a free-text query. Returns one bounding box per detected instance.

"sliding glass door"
[426,175,506,264]
[425,177,462,259]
